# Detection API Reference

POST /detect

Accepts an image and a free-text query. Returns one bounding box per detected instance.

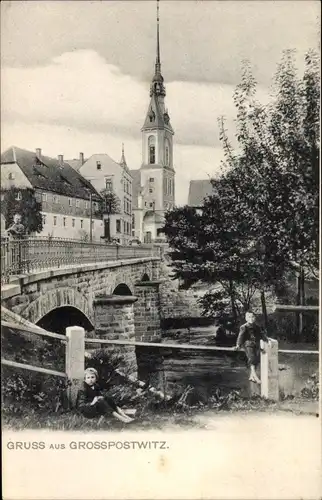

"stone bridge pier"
[92,279,165,388]
[93,295,139,378]
[134,280,164,389]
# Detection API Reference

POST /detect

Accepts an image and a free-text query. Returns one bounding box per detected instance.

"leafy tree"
[1,187,43,234]
[163,49,319,332]
[97,189,121,241]
[217,49,319,327]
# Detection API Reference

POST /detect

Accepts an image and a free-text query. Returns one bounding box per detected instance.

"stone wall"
[159,281,204,320]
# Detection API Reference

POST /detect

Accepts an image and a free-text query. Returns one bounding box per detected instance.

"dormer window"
[8,172,15,180]
[148,109,155,123]
[96,161,101,170]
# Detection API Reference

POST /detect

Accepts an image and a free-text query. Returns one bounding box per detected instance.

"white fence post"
[65,326,85,407]
[260,338,279,401]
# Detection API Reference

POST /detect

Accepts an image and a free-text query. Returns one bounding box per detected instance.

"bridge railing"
[1,237,161,283]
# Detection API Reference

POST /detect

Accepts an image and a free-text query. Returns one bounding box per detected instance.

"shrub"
[1,367,70,415]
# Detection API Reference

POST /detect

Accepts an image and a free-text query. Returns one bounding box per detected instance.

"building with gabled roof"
[1,146,103,241]
[78,145,133,244]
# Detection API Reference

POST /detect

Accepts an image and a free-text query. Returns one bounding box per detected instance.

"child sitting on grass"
[234,311,270,384]
[76,368,134,423]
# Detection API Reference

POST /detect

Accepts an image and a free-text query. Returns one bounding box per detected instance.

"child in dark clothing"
[76,368,134,423]
[234,311,269,384]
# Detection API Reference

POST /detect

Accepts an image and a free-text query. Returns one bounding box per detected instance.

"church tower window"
[148,136,156,164]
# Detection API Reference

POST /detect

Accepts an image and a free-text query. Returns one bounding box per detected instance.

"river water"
[157,327,319,400]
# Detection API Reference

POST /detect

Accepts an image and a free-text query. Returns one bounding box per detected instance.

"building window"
[116,219,121,233]
[165,146,169,166]
[149,146,155,164]
[149,177,154,183]
[53,195,59,203]
[53,216,57,226]
[63,217,67,227]
[76,199,80,208]
[148,136,156,164]
[68,198,72,206]
[8,172,15,180]
[42,192,47,202]
[149,202,154,208]
[85,201,89,209]
[72,219,75,227]
[15,192,22,201]
[42,214,46,225]
[80,219,83,229]
[96,161,101,170]
[149,188,153,193]
[105,179,113,192]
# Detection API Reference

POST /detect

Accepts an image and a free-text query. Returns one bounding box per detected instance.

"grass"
[2,395,318,431]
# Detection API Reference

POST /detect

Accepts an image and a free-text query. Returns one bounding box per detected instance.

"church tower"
[140,0,175,242]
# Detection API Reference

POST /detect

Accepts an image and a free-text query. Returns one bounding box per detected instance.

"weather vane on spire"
[156,0,161,69]
[150,0,166,97]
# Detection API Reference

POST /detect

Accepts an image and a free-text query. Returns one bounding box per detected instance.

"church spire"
[120,142,127,167]
[155,0,161,74]
[150,0,166,97]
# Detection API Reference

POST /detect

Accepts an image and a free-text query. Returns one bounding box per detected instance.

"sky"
[1,0,320,205]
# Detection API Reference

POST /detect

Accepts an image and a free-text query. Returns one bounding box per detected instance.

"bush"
[1,367,70,415]
[301,373,319,400]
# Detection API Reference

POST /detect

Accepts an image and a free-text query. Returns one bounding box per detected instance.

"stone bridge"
[1,257,165,343]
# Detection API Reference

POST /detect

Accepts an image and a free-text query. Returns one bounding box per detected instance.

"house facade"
[78,147,133,245]
[1,146,103,241]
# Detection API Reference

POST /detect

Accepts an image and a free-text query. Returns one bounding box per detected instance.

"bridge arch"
[21,287,93,326]
[36,305,94,335]
[112,283,133,296]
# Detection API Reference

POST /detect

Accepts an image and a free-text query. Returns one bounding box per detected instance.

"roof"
[188,179,213,207]
[66,159,84,171]
[142,93,174,134]
[130,169,141,209]
[143,210,164,223]
[81,153,132,177]
[1,146,100,200]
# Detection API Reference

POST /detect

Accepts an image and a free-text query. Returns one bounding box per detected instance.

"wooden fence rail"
[1,358,66,378]
[1,322,319,405]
